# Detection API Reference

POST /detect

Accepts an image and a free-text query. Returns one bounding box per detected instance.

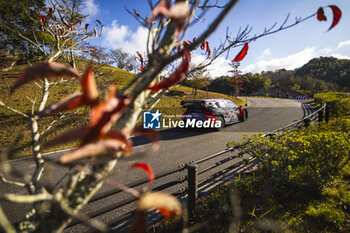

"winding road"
[0,97,304,232]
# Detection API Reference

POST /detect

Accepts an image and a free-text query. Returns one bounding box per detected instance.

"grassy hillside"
[0,65,245,158]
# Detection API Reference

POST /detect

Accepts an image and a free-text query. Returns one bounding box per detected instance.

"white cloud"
[82,0,100,22]
[330,53,350,60]
[190,54,232,78]
[242,47,317,73]
[102,20,148,54]
[257,48,271,60]
[337,40,350,49]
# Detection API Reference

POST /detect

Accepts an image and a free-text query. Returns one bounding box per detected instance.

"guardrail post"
[325,102,329,123]
[187,163,198,218]
[318,109,324,122]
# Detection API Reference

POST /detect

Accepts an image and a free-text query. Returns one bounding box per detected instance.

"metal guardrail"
[69,102,329,232]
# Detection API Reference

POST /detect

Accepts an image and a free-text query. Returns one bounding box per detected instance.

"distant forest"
[185,56,350,97]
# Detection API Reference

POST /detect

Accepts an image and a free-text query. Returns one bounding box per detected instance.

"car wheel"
[216,116,225,130]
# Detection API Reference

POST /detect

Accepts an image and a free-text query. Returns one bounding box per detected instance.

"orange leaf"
[85,23,89,31]
[84,87,131,144]
[59,139,125,163]
[130,162,154,184]
[317,7,327,21]
[80,67,98,103]
[327,5,341,31]
[148,50,191,90]
[150,1,169,22]
[37,93,84,117]
[11,62,79,93]
[93,27,98,38]
[233,43,249,62]
[137,192,181,219]
[104,128,133,156]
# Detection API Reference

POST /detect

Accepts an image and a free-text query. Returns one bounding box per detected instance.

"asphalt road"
[0,97,304,232]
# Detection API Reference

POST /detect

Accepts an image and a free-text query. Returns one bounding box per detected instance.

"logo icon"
[143,110,161,129]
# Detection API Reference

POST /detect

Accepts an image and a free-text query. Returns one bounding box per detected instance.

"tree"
[0,0,45,60]
[0,0,102,207]
[0,1,343,232]
[186,67,210,96]
[109,48,137,72]
[229,62,244,97]
[241,73,271,95]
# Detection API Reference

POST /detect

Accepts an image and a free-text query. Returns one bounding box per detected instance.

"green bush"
[314,92,350,117]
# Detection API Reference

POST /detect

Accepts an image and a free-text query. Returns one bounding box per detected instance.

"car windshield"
[203,101,216,108]
[215,101,227,108]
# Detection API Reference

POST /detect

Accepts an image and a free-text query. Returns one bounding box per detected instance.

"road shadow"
[132,127,218,147]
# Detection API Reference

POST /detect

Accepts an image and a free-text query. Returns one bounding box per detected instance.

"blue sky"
[81,0,350,77]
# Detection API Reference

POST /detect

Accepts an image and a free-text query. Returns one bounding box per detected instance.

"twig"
[0,100,29,118]
[1,192,52,203]
[0,174,26,187]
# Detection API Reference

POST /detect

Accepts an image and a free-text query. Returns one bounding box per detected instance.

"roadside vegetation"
[153,92,350,233]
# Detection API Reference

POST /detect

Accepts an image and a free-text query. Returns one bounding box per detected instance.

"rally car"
[181,99,248,130]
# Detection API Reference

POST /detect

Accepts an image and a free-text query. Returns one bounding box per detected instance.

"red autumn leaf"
[96,19,102,25]
[205,41,211,56]
[93,27,98,38]
[41,15,47,23]
[137,192,181,219]
[37,93,83,117]
[200,40,206,50]
[150,1,169,22]
[139,67,144,72]
[85,23,89,31]
[59,138,126,163]
[48,8,54,17]
[147,50,191,90]
[104,128,133,156]
[76,19,82,25]
[133,126,159,151]
[130,162,154,184]
[317,7,327,21]
[84,87,131,144]
[328,5,341,31]
[80,68,98,103]
[11,62,80,93]
[233,43,249,62]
